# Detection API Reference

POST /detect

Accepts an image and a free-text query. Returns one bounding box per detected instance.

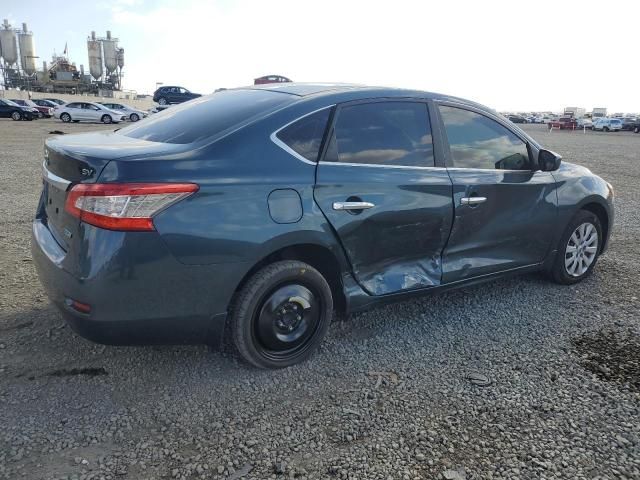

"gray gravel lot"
[0,120,639,480]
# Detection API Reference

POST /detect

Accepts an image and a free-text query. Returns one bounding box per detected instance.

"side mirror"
[538,149,562,171]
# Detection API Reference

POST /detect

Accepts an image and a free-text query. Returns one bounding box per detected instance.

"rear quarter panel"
[98,112,348,271]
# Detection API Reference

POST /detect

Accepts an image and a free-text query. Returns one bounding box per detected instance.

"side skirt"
[344,263,545,314]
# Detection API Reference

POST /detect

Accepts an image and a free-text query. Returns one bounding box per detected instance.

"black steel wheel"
[230,260,333,369]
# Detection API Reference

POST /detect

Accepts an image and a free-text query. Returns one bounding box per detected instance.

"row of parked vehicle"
[0,97,65,121]
[53,101,148,124]
[505,112,640,133]
[0,97,151,124]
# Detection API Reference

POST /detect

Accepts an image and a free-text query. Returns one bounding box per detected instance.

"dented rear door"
[313,99,453,296]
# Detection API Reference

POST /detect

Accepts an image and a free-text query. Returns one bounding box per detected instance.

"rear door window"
[324,102,434,167]
[276,108,331,162]
[119,89,295,144]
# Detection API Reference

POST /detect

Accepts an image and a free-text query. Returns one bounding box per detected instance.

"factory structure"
[0,19,125,94]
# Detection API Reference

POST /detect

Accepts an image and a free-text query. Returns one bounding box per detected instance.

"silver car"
[54,102,127,124]
[99,102,148,122]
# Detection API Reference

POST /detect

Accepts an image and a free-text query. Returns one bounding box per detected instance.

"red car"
[10,99,53,118]
[549,117,577,130]
[254,75,292,85]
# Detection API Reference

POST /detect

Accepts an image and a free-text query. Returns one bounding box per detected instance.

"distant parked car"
[54,101,127,124]
[254,75,292,85]
[42,98,66,106]
[508,114,527,123]
[618,117,638,131]
[153,86,201,105]
[592,118,622,132]
[550,117,578,130]
[577,118,593,129]
[33,99,59,110]
[9,99,42,118]
[0,98,36,120]
[11,99,53,118]
[99,102,148,122]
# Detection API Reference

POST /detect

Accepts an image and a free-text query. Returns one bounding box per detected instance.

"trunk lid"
[42,131,185,251]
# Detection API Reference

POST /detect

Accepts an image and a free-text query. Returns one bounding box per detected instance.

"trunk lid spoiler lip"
[42,161,72,191]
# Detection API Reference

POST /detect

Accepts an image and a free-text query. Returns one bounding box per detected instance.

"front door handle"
[333,201,375,211]
[460,196,487,206]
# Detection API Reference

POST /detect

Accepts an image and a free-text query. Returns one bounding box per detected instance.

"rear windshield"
[118,89,294,144]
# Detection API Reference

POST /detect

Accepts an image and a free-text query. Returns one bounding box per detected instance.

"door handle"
[460,196,487,206]
[332,201,375,211]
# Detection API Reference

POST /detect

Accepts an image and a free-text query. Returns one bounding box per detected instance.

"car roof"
[241,82,491,110]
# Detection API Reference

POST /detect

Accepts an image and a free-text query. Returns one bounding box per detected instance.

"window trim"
[319,98,438,169]
[435,101,536,172]
[270,105,335,165]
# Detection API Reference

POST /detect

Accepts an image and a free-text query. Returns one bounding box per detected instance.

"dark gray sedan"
[32,84,614,368]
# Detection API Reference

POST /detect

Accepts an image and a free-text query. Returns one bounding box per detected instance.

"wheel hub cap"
[565,222,598,277]
[254,284,320,357]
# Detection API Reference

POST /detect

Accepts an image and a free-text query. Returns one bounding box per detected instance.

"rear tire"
[37,111,44,119]
[603,126,609,132]
[551,210,602,285]
[11,111,22,121]
[101,114,112,124]
[60,113,71,123]
[230,260,333,369]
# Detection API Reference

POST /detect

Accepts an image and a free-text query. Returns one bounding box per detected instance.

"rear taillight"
[64,183,198,231]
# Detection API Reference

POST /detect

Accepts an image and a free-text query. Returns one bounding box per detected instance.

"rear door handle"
[460,196,487,206]
[332,201,375,211]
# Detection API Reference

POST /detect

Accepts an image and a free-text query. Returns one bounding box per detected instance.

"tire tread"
[230,260,332,369]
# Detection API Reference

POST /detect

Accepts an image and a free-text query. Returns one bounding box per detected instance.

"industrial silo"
[87,31,103,80]
[18,23,36,74]
[0,19,18,66]
[102,30,118,75]
[38,60,49,83]
[116,48,124,69]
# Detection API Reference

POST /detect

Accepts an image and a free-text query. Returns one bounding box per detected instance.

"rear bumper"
[31,218,248,347]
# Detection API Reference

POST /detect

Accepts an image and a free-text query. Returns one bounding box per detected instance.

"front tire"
[11,111,22,121]
[101,114,112,124]
[551,210,602,285]
[158,97,168,105]
[60,113,71,123]
[130,113,140,122]
[230,260,333,369]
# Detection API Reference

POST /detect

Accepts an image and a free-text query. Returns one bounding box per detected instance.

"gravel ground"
[0,120,639,480]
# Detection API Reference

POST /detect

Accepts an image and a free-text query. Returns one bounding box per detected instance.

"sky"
[3,0,639,112]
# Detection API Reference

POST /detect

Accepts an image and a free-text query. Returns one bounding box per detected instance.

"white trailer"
[592,107,607,118]
[564,107,586,118]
